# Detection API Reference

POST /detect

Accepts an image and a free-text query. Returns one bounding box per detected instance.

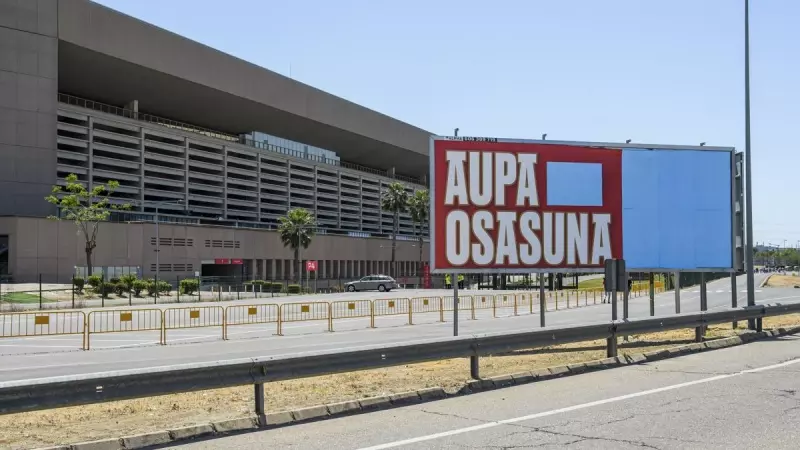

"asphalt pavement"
[172,331,800,450]
[0,273,793,384]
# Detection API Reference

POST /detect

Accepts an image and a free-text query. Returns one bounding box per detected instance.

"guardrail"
[0,287,663,350]
[0,302,793,417]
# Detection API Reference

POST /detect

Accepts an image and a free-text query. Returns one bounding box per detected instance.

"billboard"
[429,137,737,273]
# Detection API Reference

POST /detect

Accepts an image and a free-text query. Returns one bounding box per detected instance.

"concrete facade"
[0,0,59,217]
[0,217,429,283]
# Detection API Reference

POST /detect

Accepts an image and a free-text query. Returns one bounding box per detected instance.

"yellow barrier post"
[370,301,375,328]
[439,297,444,323]
[513,294,518,316]
[492,296,497,318]
[471,296,476,320]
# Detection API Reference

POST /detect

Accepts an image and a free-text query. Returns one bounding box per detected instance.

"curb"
[37,325,800,450]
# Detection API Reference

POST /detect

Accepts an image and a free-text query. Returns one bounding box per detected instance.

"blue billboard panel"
[621,149,732,270]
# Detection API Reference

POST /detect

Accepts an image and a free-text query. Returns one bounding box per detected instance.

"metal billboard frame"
[428,136,738,274]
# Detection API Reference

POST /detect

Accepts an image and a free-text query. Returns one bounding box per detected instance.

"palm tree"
[277,208,316,285]
[408,189,429,283]
[381,182,409,278]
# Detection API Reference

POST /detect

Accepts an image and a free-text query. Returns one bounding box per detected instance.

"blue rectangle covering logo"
[621,149,732,270]
[546,162,603,206]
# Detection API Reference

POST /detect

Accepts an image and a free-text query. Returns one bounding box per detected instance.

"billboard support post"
[622,271,629,320]
[452,272,459,337]
[649,273,655,316]
[611,263,618,322]
[674,271,681,314]
[731,273,738,328]
[539,273,546,328]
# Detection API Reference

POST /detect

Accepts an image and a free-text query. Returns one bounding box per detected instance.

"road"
[173,331,800,450]
[0,273,792,384]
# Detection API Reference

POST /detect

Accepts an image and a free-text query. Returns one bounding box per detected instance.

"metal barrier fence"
[278,302,331,335]
[86,309,162,350]
[330,300,373,330]
[0,311,85,340]
[163,306,225,343]
[0,284,667,350]
[224,304,279,339]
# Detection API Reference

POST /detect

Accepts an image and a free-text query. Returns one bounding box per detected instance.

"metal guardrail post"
[606,325,617,358]
[470,354,480,379]
[649,273,655,316]
[539,276,546,327]
[254,382,265,423]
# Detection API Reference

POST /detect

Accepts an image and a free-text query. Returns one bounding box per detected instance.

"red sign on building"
[231,259,243,265]
[214,258,230,264]
[430,138,623,272]
[306,260,317,272]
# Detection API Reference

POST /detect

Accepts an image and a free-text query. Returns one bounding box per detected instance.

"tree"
[407,189,429,280]
[45,174,130,277]
[277,208,316,285]
[381,182,409,278]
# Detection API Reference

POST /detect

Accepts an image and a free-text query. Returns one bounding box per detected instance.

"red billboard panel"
[231,259,244,265]
[430,138,623,273]
[306,260,317,272]
[214,258,230,264]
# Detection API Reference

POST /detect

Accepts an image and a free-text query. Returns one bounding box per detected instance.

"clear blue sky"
[95,0,799,247]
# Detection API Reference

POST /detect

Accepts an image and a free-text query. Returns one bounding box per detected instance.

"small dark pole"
[101,273,105,308]
[177,276,181,303]
[39,273,43,310]
[128,283,132,306]
[218,282,222,302]
[71,276,75,309]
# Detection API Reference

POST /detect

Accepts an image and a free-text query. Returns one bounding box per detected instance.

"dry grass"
[3,314,800,449]
[766,274,800,288]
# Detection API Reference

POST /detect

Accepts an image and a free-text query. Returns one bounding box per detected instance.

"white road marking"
[357,356,800,450]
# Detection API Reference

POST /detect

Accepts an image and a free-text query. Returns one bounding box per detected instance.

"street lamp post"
[151,200,185,303]
[744,0,757,330]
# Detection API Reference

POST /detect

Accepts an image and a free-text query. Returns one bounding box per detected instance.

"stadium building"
[0,0,432,283]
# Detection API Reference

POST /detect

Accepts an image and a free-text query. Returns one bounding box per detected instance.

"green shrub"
[158,280,171,295]
[144,279,158,296]
[132,279,147,296]
[86,275,102,290]
[252,280,266,286]
[265,282,283,293]
[286,284,301,294]
[72,277,85,293]
[120,274,137,292]
[109,277,120,284]
[180,278,199,295]
[113,282,126,296]
[99,282,116,297]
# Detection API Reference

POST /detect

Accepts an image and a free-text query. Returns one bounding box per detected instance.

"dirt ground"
[2,314,799,449]
[765,274,800,288]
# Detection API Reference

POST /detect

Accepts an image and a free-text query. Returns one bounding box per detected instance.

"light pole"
[150,200,185,302]
[744,0,756,330]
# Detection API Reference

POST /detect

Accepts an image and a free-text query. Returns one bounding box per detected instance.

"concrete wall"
[0,217,429,282]
[0,0,59,216]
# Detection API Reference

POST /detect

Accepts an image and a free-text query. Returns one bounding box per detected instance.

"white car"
[345,275,398,292]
